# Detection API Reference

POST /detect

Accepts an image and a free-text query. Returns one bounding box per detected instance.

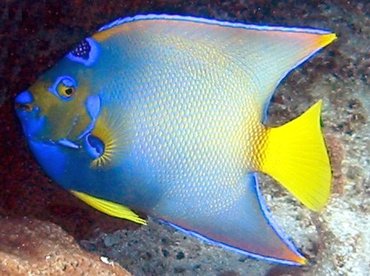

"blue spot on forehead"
[67,38,99,66]
[70,39,91,59]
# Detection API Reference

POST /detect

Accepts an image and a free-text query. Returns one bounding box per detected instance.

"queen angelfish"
[15,15,335,265]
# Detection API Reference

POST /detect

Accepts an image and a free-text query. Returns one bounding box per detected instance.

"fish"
[15,14,335,265]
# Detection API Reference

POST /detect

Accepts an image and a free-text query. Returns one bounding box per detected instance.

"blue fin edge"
[261,42,330,123]
[252,173,306,262]
[158,173,306,266]
[98,14,332,35]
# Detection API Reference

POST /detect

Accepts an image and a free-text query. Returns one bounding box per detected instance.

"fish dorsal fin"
[95,14,336,117]
[71,190,147,225]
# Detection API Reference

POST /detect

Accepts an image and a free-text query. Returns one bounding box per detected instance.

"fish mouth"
[15,102,33,112]
[15,90,38,121]
[15,104,45,140]
[15,90,47,141]
[15,90,34,110]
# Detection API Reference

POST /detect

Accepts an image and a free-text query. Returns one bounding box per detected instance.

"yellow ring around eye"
[57,83,75,98]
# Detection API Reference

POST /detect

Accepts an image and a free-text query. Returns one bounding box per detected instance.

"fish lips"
[15,104,45,139]
[15,90,47,140]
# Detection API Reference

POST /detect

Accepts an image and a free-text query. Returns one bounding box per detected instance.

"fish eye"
[56,77,77,99]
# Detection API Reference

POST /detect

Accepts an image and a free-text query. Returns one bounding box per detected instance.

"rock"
[0,217,130,275]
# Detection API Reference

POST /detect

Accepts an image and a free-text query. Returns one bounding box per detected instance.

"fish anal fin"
[158,173,306,265]
[70,190,147,225]
[260,101,332,211]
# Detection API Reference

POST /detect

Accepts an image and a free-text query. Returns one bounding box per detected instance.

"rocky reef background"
[0,1,369,275]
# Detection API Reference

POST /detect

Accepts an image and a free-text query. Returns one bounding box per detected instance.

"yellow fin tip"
[71,190,147,225]
[318,33,337,48]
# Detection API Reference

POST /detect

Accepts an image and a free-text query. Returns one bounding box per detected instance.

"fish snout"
[15,90,35,112]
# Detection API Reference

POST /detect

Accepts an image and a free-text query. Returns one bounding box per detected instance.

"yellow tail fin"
[260,101,332,211]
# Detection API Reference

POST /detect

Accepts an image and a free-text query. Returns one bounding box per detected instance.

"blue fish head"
[15,38,103,145]
[14,38,107,190]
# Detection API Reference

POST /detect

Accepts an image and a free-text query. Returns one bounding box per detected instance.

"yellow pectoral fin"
[70,190,147,225]
[260,100,332,211]
[89,110,129,168]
